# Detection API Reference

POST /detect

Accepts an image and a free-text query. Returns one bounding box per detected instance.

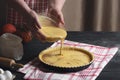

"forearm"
[49,0,66,10]
[7,0,32,17]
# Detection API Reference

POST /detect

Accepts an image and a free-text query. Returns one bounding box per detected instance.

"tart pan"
[39,46,94,72]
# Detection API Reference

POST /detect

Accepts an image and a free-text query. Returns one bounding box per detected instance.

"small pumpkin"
[15,29,32,43]
[2,24,16,34]
[20,31,32,43]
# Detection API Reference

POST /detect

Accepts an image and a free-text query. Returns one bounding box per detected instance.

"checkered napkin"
[18,40,119,80]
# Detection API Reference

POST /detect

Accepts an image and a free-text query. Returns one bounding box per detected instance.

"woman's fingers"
[33,31,46,41]
[48,8,65,27]
[29,10,41,29]
[30,25,46,41]
[23,10,46,41]
[58,11,65,25]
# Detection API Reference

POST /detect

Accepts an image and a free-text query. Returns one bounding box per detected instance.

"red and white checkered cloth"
[19,40,118,80]
[7,0,48,25]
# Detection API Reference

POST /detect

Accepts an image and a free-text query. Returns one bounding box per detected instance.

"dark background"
[0,1,6,27]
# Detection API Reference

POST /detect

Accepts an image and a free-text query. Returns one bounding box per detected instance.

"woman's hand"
[8,0,46,41]
[48,0,66,28]
[48,8,65,28]
[24,10,46,41]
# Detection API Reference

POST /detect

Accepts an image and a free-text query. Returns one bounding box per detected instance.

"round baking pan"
[39,46,94,73]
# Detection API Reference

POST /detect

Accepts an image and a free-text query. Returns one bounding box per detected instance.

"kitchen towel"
[19,40,119,80]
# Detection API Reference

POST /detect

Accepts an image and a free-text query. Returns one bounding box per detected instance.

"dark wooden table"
[4,32,120,80]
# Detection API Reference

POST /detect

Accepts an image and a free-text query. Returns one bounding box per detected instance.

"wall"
[62,0,83,31]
